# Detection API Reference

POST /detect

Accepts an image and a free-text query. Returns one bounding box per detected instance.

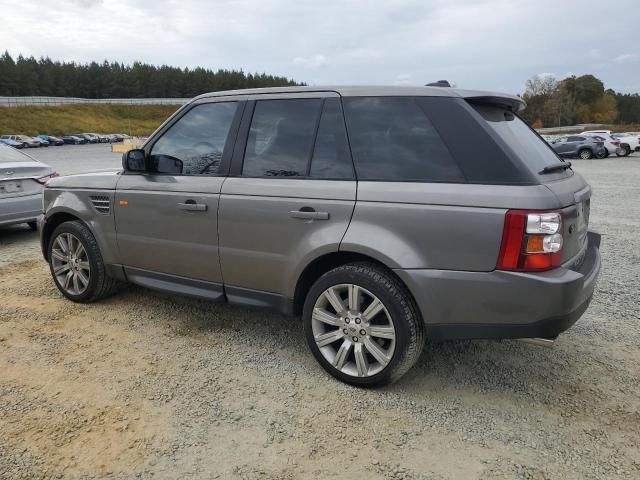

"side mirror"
[122,149,146,172]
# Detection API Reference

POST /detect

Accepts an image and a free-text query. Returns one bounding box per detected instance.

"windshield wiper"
[540,161,572,174]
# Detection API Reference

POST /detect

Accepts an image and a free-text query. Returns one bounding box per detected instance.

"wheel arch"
[41,211,85,261]
[292,250,413,316]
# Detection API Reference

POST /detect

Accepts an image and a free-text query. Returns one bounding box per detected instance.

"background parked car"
[0,138,24,149]
[611,133,639,156]
[549,135,606,159]
[37,135,64,146]
[1,135,41,148]
[582,133,620,157]
[0,144,58,230]
[62,135,86,145]
[76,133,99,143]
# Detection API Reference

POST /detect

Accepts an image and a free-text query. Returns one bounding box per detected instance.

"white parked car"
[582,133,621,157]
[612,134,640,156]
[582,130,612,136]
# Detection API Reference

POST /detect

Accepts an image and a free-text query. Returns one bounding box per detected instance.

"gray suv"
[39,86,601,387]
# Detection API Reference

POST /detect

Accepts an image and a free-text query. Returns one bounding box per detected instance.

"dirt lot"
[1,153,639,479]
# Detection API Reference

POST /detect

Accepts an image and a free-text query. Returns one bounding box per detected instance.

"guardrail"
[0,96,190,107]
[536,124,606,134]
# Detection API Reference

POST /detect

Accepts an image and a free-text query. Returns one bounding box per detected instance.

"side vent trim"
[89,195,111,215]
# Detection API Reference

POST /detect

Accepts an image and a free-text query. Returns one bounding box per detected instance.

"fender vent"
[89,195,111,214]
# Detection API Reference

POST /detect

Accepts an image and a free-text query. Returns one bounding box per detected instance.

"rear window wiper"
[540,161,572,174]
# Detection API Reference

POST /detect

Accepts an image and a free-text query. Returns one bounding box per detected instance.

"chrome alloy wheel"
[50,232,91,295]
[579,149,592,159]
[311,284,396,378]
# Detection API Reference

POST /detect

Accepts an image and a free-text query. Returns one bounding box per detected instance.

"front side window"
[343,97,464,182]
[242,99,322,177]
[150,102,238,176]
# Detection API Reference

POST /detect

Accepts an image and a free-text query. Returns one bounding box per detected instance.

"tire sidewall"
[302,267,414,387]
[48,222,101,302]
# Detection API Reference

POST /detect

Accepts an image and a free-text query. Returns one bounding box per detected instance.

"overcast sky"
[1,0,638,94]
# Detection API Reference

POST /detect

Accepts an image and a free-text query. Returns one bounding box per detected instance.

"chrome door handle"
[289,208,329,220]
[178,200,207,212]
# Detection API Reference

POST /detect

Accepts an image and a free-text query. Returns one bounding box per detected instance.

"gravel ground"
[1,150,639,479]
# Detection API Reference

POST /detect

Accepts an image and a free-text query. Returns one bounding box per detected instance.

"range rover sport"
[39,86,601,387]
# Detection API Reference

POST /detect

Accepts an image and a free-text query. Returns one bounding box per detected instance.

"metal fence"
[0,96,190,107]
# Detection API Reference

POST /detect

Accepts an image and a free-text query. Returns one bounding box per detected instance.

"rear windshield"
[0,145,35,163]
[471,104,571,178]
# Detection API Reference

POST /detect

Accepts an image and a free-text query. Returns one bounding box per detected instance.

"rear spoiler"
[455,90,526,113]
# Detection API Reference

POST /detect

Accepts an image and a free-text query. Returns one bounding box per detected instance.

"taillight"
[611,140,620,146]
[35,172,59,185]
[497,210,563,272]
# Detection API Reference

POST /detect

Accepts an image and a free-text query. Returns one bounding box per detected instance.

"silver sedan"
[0,145,58,230]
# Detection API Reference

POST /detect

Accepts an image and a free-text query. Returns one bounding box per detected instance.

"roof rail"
[425,80,451,87]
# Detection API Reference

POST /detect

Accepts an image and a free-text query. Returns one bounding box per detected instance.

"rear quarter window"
[470,103,571,180]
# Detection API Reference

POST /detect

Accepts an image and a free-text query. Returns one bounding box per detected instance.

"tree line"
[520,73,640,127]
[0,52,303,98]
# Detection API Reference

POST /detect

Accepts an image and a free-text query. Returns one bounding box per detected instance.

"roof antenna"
[425,80,451,87]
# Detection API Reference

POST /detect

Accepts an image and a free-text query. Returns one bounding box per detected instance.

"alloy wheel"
[50,232,91,295]
[311,284,396,378]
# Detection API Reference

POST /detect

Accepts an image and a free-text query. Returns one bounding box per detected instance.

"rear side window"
[242,99,321,177]
[343,97,464,182]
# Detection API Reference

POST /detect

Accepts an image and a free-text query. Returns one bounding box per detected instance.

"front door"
[114,99,243,298]
[218,95,356,304]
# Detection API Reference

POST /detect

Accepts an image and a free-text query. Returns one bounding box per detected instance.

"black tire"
[47,220,120,302]
[578,149,593,160]
[27,221,38,231]
[303,262,425,388]
[616,145,631,157]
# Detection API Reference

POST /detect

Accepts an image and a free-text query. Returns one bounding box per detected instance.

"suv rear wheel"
[303,262,425,387]
[48,220,120,302]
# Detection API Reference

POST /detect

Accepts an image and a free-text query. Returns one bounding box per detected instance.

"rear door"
[114,98,243,296]
[218,93,356,303]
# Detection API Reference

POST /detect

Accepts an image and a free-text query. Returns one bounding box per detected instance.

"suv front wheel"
[47,220,120,302]
[303,262,425,387]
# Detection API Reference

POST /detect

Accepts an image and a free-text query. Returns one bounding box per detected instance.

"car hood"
[46,171,121,190]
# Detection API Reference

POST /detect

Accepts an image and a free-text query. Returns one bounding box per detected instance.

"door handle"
[178,200,207,212]
[289,208,329,221]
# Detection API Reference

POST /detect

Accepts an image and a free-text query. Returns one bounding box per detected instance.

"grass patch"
[0,104,180,137]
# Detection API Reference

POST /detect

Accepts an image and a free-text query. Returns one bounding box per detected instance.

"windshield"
[0,145,36,163]
[472,104,571,178]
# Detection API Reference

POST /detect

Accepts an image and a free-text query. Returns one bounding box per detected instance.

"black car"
[62,135,86,145]
[549,135,606,159]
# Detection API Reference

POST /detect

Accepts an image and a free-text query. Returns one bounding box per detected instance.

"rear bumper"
[0,194,42,227]
[395,232,601,340]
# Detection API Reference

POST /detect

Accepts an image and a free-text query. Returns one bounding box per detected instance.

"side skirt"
[113,265,294,315]
[122,266,225,301]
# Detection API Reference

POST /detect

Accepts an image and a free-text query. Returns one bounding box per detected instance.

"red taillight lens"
[611,140,620,146]
[497,210,563,272]
[35,171,59,185]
